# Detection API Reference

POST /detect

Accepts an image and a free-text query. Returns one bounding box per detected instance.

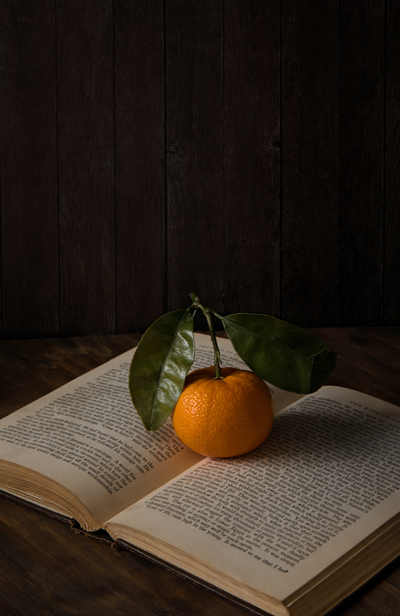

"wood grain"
[0,329,400,616]
[384,0,400,325]
[311,327,400,407]
[224,0,281,317]
[1,2,400,337]
[0,0,59,338]
[338,0,385,325]
[114,0,166,334]
[57,0,116,335]
[281,0,339,326]
[0,495,257,616]
[166,0,224,314]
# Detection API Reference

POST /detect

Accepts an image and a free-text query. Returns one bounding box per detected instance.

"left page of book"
[0,346,202,530]
[0,332,302,531]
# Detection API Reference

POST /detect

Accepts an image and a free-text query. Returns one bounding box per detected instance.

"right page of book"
[106,386,400,602]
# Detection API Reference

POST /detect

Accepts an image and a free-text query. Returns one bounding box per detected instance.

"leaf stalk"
[189,293,224,379]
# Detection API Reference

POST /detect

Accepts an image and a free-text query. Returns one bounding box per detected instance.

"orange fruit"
[172,366,274,458]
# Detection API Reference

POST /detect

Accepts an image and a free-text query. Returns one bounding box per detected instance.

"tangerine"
[172,366,274,458]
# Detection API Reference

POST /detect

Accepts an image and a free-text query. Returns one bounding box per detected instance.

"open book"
[0,333,399,616]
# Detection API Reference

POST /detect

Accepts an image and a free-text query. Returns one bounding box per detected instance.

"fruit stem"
[205,311,224,379]
[189,293,224,380]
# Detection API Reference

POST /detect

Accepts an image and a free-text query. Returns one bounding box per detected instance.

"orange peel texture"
[172,367,274,458]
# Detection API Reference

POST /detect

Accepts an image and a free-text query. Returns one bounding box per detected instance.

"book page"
[106,386,400,603]
[0,333,303,528]
[0,333,286,528]
[0,347,201,527]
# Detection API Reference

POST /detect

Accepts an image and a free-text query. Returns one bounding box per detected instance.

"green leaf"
[222,313,336,394]
[129,308,195,431]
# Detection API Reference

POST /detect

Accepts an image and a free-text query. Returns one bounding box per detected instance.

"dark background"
[0,1,399,339]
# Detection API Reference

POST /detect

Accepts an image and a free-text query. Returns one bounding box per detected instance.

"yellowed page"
[0,333,291,528]
[0,346,199,527]
[106,386,400,603]
[0,332,305,528]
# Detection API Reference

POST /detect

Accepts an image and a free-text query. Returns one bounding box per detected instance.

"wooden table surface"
[1,329,400,616]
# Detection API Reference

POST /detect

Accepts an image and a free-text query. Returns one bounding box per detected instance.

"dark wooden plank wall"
[57,0,116,336]
[281,0,339,326]
[166,0,224,315]
[114,1,165,334]
[224,0,281,317]
[339,1,385,326]
[1,1,59,337]
[385,0,400,324]
[0,1,398,338]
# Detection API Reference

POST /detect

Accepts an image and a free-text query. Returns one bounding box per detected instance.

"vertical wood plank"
[224,0,281,317]
[0,1,59,338]
[166,0,224,314]
[281,0,339,326]
[57,0,115,335]
[339,0,385,325]
[114,1,165,334]
[384,0,400,325]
